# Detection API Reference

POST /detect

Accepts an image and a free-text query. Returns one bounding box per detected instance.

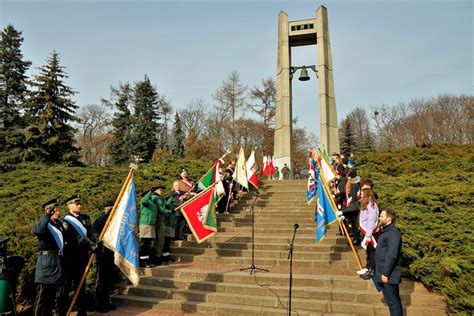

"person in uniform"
[150,185,171,266]
[177,169,195,193]
[139,188,159,268]
[60,194,99,316]
[164,181,185,257]
[92,205,116,313]
[33,198,66,316]
[281,163,290,180]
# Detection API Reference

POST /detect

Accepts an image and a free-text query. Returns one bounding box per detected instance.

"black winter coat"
[375,224,402,284]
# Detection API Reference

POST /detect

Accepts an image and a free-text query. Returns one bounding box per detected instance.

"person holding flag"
[61,195,99,316]
[357,182,380,279]
[66,163,141,316]
[92,206,117,312]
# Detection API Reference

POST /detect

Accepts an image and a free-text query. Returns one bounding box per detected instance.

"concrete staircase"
[114,180,448,315]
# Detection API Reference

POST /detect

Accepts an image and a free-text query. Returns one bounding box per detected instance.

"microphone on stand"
[294,223,299,230]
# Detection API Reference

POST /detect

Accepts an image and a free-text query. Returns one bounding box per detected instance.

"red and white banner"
[246,149,258,189]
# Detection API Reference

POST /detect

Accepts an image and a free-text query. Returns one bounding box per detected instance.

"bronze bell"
[298,66,310,81]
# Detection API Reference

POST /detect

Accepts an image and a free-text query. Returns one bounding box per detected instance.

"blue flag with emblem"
[316,173,338,243]
[103,176,140,286]
[306,149,318,205]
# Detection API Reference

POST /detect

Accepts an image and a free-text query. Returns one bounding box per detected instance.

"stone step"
[170,253,358,268]
[143,268,428,293]
[113,293,447,316]
[124,278,445,307]
[216,227,323,234]
[112,294,352,316]
[217,221,317,229]
[195,234,349,245]
[170,247,364,261]
[171,240,354,252]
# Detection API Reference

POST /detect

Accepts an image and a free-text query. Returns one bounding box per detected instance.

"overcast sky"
[1,0,472,137]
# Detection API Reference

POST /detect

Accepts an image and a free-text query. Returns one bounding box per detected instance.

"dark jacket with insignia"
[93,212,114,264]
[63,212,98,265]
[33,214,66,284]
[375,224,402,284]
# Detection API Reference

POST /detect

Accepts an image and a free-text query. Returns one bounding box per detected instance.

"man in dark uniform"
[33,198,66,316]
[93,206,116,313]
[60,194,98,316]
[376,208,403,316]
[168,180,187,240]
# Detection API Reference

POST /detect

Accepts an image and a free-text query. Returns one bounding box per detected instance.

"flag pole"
[318,160,363,270]
[66,162,138,315]
[224,182,233,213]
[195,150,231,186]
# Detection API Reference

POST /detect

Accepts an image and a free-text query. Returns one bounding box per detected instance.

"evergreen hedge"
[356,143,473,314]
[0,158,211,303]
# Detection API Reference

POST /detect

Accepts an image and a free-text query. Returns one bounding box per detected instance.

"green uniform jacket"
[150,193,171,225]
[139,191,157,226]
[164,196,177,228]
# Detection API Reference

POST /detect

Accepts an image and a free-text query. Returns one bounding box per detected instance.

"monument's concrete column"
[273,6,339,176]
[316,6,339,155]
[274,11,292,177]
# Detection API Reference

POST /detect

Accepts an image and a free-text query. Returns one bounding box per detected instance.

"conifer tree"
[171,112,184,158]
[106,83,134,164]
[24,51,80,163]
[0,24,31,157]
[130,75,160,162]
[341,117,356,155]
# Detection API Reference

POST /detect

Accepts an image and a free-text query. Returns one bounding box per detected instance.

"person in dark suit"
[60,194,99,316]
[376,208,403,316]
[92,206,116,313]
[33,198,67,316]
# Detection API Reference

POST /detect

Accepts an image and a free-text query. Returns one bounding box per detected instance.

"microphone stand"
[240,190,269,275]
[288,223,299,316]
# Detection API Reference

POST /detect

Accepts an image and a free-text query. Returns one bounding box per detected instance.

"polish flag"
[262,156,268,176]
[246,149,258,189]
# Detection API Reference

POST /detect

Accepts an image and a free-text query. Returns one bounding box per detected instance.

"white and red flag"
[262,156,268,176]
[246,149,258,189]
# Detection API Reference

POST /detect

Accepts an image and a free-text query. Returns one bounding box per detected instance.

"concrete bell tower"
[273,6,339,178]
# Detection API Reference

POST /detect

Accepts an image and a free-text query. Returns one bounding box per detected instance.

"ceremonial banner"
[316,148,336,183]
[262,156,268,176]
[246,149,259,189]
[306,149,318,205]
[180,186,217,243]
[197,158,224,190]
[233,147,248,189]
[103,177,140,286]
[316,173,338,243]
[268,156,275,176]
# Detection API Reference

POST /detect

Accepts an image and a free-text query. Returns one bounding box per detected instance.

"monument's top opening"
[288,18,317,47]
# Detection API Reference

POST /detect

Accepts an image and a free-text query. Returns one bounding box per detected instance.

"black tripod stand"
[240,191,269,275]
[287,223,299,316]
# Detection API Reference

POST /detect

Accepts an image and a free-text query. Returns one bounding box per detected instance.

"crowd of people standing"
[329,152,403,316]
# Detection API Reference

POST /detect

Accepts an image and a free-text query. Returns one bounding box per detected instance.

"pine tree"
[130,75,160,162]
[0,24,31,159]
[341,117,356,155]
[171,112,184,158]
[362,131,375,153]
[107,83,134,164]
[24,51,80,163]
